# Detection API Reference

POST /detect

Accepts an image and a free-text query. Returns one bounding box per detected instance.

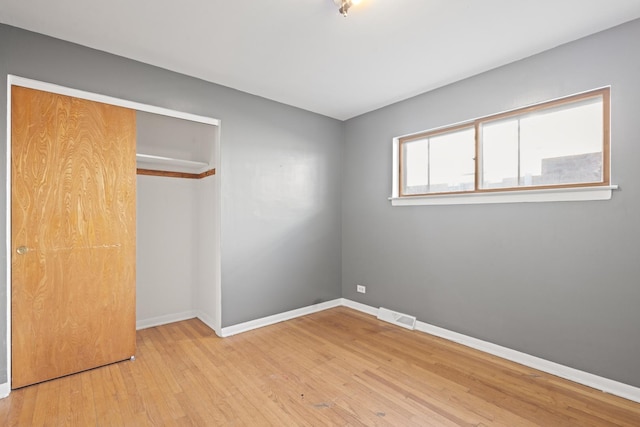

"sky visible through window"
[404,128,474,189]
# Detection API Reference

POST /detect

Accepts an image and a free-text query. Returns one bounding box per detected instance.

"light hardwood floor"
[1,307,639,426]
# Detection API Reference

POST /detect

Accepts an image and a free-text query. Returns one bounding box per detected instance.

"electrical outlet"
[356,285,366,294]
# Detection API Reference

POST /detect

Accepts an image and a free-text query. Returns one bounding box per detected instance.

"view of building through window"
[480,98,603,189]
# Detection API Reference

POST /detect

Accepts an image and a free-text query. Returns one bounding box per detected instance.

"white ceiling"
[2,0,640,120]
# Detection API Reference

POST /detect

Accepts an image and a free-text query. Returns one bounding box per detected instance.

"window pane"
[480,118,519,189]
[479,95,604,189]
[428,128,475,193]
[520,99,603,186]
[402,138,428,195]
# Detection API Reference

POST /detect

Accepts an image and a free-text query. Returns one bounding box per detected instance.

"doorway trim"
[4,75,222,396]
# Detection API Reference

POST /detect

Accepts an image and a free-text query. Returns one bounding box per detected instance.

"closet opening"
[135,111,220,332]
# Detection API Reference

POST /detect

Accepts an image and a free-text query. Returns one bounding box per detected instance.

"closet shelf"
[136,153,209,172]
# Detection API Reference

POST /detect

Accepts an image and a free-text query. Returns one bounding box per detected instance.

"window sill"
[389,185,618,206]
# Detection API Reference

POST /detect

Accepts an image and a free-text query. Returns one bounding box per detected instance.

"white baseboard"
[220,299,342,337]
[136,311,197,330]
[0,382,9,398]
[342,299,640,404]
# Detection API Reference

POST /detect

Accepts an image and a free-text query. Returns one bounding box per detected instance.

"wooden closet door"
[11,86,136,389]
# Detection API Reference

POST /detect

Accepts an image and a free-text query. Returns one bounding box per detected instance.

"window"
[398,88,610,199]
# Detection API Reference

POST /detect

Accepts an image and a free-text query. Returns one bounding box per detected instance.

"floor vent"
[377,307,416,330]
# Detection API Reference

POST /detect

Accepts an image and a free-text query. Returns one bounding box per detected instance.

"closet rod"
[137,168,216,179]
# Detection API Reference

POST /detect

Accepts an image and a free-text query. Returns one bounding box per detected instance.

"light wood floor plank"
[1,307,639,426]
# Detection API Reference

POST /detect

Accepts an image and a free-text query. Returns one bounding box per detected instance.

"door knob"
[16,246,29,255]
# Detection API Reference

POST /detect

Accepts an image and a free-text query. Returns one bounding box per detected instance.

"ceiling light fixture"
[334,0,362,17]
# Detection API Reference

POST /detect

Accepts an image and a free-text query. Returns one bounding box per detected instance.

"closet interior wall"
[136,111,218,329]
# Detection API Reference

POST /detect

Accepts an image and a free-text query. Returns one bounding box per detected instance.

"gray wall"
[342,19,640,387]
[0,24,343,384]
